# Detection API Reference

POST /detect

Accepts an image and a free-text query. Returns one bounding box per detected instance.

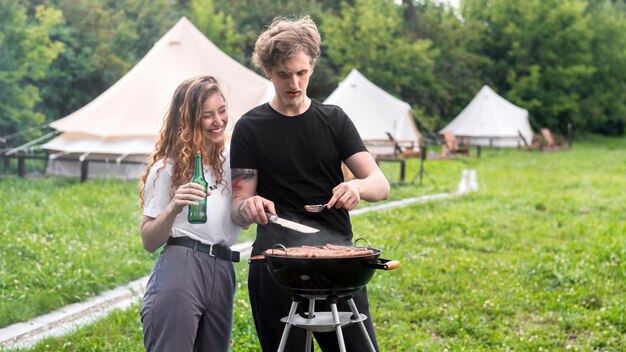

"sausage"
[265,244,374,258]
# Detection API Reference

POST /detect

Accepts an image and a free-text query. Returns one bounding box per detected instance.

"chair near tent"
[384,132,421,159]
[521,128,568,151]
[359,133,421,184]
[518,130,543,151]
[362,133,421,163]
[540,128,568,151]
[441,131,470,158]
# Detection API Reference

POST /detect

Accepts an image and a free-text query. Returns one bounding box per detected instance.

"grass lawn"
[2,136,626,351]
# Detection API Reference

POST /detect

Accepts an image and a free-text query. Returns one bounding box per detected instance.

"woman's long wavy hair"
[138,76,227,208]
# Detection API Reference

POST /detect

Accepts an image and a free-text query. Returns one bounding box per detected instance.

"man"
[230,15,390,351]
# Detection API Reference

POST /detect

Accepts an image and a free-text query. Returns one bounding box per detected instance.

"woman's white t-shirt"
[143,152,240,247]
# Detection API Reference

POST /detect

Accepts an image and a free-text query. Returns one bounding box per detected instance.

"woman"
[138,75,240,352]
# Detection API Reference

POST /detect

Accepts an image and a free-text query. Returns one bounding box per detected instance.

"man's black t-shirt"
[230,100,367,255]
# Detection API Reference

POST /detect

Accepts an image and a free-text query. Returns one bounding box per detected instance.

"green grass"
[3,136,626,351]
[0,177,258,329]
[0,178,154,327]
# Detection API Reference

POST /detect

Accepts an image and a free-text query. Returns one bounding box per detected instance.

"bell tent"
[324,69,420,157]
[440,85,534,147]
[42,17,274,179]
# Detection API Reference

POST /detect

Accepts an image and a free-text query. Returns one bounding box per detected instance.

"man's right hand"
[231,168,276,227]
[237,195,276,225]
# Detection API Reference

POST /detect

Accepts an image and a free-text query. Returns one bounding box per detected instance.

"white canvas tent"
[440,85,533,147]
[324,69,420,157]
[42,17,273,179]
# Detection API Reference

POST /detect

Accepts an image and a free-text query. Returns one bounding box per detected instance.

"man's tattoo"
[232,168,257,185]
[231,169,257,227]
[232,168,256,194]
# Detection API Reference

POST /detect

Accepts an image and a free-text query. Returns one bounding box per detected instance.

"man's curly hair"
[252,15,321,76]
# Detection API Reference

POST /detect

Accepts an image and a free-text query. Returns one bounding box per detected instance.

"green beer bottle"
[188,152,208,224]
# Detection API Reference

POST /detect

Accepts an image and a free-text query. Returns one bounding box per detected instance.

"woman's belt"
[166,237,240,262]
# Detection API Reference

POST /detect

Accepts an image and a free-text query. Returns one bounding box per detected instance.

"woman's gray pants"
[141,245,236,352]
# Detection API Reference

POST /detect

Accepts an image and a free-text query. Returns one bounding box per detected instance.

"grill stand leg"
[329,300,347,352]
[304,299,315,352]
[347,298,377,352]
[277,300,299,352]
[278,295,373,352]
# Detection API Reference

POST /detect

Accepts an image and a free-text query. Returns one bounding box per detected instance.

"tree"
[188,0,244,61]
[463,0,595,134]
[0,1,63,147]
[404,0,490,129]
[578,0,626,135]
[35,0,182,123]
[322,0,437,112]
[211,0,337,98]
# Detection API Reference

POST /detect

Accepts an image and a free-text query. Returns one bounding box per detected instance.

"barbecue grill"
[250,238,400,352]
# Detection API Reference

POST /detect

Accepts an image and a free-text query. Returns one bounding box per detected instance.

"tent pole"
[418,144,426,186]
[567,122,573,149]
[412,113,440,144]
[18,156,25,178]
[4,130,60,156]
[412,144,436,187]
[80,160,89,182]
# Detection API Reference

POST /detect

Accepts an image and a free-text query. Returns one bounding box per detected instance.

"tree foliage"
[461,0,619,134]
[189,0,244,61]
[579,0,626,134]
[34,0,180,123]
[323,0,437,112]
[210,0,336,97]
[1,0,625,146]
[403,0,490,129]
[0,1,63,146]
